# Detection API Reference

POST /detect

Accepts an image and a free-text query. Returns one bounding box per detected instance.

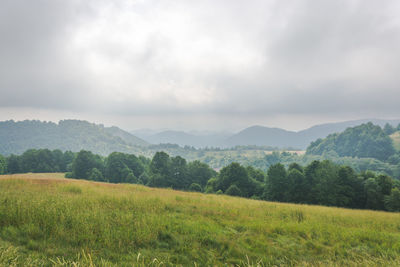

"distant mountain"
[0,120,148,155]
[132,119,400,149]
[225,126,299,148]
[133,130,231,148]
[225,119,400,149]
[3,119,398,155]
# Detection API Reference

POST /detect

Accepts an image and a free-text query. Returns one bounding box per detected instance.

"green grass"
[1,173,400,266]
[391,131,400,151]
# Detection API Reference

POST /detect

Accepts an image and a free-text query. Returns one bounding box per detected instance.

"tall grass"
[1,173,400,266]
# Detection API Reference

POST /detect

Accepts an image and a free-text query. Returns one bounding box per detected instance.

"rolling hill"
[306,122,397,161]
[0,120,148,156]
[136,119,400,149]
[140,130,230,148]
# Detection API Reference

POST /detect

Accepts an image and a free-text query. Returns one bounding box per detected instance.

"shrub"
[189,183,202,192]
[225,185,241,196]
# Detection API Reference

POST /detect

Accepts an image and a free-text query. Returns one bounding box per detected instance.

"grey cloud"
[0,0,400,129]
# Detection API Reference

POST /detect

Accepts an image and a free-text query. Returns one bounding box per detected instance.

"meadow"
[1,173,400,266]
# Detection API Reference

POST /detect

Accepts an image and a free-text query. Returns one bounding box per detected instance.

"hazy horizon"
[1,0,400,132]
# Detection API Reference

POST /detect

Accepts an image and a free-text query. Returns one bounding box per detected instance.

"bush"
[225,185,241,196]
[204,187,214,194]
[385,188,400,211]
[189,183,202,192]
[125,172,138,184]
[88,168,105,182]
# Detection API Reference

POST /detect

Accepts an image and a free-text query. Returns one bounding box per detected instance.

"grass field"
[1,173,400,266]
[391,131,400,151]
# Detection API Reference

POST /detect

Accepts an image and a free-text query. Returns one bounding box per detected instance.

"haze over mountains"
[1,118,400,156]
[0,120,147,156]
[134,119,400,149]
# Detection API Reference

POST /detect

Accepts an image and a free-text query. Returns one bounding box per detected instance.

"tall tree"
[187,160,217,187]
[216,162,253,197]
[72,150,104,179]
[265,163,288,202]
[0,155,7,174]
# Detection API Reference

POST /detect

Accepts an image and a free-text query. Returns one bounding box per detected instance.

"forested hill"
[306,122,400,162]
[0,120,148,156]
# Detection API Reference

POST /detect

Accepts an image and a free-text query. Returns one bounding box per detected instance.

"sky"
[1,0,400,132]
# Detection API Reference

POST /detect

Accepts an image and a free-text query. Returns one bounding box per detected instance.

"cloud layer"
[1,0,400,130]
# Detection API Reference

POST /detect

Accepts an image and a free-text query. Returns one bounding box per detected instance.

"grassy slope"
[390,131,400,151]
[1,174,400,266]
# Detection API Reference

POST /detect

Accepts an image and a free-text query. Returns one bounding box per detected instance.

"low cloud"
[1,0,400,130]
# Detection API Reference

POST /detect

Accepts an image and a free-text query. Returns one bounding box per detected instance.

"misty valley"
[1,119,400,265]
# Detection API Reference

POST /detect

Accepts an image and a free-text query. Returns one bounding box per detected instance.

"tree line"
[1,149,400,212]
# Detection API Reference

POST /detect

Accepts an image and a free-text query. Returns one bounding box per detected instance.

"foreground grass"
[1,173,400,266]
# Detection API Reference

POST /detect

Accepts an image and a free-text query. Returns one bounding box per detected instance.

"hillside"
[143,130,229,148]
[225,125,299,148]
[1,173,400,266]
[137,119,400,149]
[391,131,400,151]
[133,129,231,148]
[0,120,148,156]
[306,123,396,161]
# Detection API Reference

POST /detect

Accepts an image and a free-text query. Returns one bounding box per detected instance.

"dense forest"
[1,148,400,212]
[307,122,400,162]
[0,120,148,155]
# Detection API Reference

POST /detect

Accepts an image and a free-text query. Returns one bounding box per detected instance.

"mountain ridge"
[0,119,148,156]
[135,118,400,149]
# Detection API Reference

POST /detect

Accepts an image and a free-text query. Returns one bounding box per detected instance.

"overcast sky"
[1,0,400,132]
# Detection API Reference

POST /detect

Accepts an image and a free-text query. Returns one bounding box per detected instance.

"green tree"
[125,171,138,184]
[187,160,217,187]
[148,152,172,188]
[170,156,188,189]
[189,183,202,192]
[225,184,242,196]
[384,188,400,211]
[0,155,7,174]
[105,152,144,183]
[265,163,288,202]
[88,168,106,182]
[312,161,339,206]
[216,162,253,197]
[335,166,357,207]
[287,168,306,203]
[246,166,266,182]
[204,177,218,193]
[72,150,104,179]
[304,161,320,204]
[307,123,396,161]
[376,174,393,196]
[364,178,383,210]
[6,155,20,174]
[383,123,396,135]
